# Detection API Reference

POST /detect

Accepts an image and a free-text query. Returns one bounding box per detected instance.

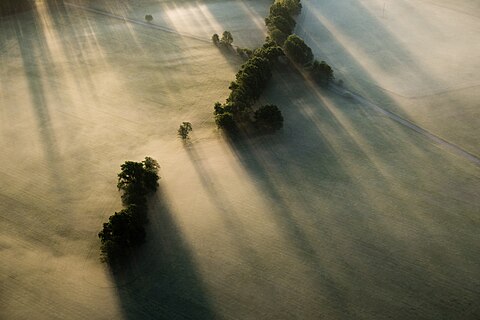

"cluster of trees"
[283,34,334,85]
[212,31,234,47]
[265,0,302,46]
[213,40,284,132]
[98,157,160,263]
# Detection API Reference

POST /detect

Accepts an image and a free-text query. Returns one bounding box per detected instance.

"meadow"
[1,0,479,319]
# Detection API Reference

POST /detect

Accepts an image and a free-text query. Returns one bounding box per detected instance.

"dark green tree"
[254,105,284,132]
[145,14,153,22]
[212,33,220,45]
[221,31,234,46]
[178,122,193,139]
[310,60,334,85]
[283,34,314,66]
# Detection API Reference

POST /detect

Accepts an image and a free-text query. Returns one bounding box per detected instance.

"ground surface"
[1,0,479,319]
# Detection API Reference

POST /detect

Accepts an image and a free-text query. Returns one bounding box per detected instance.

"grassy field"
[296,0,480,155]
[1,0,479,319]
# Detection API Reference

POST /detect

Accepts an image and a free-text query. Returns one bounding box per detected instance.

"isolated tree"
[254,105,284,131]
[212,33,220,45]
[178,122,193,139]
[283,34,314,66]
[145,14,153,22]
[221,31,234,46]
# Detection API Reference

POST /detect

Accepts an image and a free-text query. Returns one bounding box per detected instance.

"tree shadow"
[108,186,217,319]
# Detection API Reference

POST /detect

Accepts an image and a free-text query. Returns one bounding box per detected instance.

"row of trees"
[212,31,234,47]
[213,40,285,132]
[98,157,160,263]
[265,0,302,46]
[283,34,334,86]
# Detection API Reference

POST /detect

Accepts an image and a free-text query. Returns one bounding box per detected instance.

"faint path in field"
[330,84,480,166]
[64,2,210,43]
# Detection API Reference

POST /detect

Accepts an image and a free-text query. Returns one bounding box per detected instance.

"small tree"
[145,14,153,22]
[254,105,283,132]
[221,31,234,46]
[178,122,193,139]
[212,33,220,45]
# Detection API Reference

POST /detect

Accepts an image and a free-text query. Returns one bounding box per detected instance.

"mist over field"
[1,0,479,319]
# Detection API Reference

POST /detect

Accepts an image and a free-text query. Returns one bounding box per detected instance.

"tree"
[221,31,234,46]
[145,14,153,22]
[283,34,314,66]
[178,122,193,139]
[117,158,160,205]
[99,157,160,263]
[254,105,284,131]
[215,112,236,130]
[266,15,295,35]
[269,28,288,46]
[212,33,220,45]
[310,60,334,85]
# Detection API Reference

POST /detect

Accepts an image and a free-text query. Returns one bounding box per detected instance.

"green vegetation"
[221,31,234,46]
[265,0,302,46]
[284,34,314,66]
[145,14,153,22]
[309,59,334,85]
[212,33,220,45]
[214,41,284,132]
[254,104,284,132]
[99,157,160,263]
[178,122,193,139]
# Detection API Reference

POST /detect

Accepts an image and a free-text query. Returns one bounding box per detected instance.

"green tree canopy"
[284,34,314,66]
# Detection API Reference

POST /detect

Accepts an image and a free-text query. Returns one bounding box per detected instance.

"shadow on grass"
[108,186,217,320]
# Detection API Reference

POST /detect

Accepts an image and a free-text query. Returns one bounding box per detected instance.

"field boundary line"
[63,2,210,44]
[330,84,480,166]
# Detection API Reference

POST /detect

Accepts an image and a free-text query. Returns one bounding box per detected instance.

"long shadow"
[109,186,217,320]
[224,61,480,318]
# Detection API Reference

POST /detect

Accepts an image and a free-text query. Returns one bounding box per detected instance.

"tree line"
[211,0,334,134]
[98,157,160,264]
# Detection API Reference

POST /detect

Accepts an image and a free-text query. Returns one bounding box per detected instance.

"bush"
[254,105,284,132]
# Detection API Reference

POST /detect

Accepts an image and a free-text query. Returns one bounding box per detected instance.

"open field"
[1,0,479,319]
[297,0,480,154]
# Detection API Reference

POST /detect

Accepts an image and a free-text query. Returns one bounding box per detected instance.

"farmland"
[1,0,479,319]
